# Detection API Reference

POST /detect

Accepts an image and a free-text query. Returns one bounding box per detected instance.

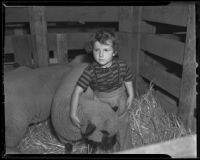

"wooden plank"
[13,28,24,35]
[12,35,32,67]
[142,6,188,26]
[47,32,93,51]
[140,21,156,34]
[56,34,68,64]
[156,90,178,114]
[119,7,156,33]
[139,62,181,98]
[4,36,13,53]
[116,134,197,158]
[141,34,185,65]
[178,5,196,132]
[66,32,93,49]
[29,6,49,67]
[118,7,140,76]
[119,6,135,32]
[4,64,15,73]
[118,32,137,72]
[47,33,56,51]
[140,51,167,71]
[5,6,118,23]
[5,32,93,57]
[5,7,29,23]
[46,6,119,22]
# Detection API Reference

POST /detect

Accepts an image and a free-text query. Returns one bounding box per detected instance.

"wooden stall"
[3,3,197,154]
[138,5,196,132]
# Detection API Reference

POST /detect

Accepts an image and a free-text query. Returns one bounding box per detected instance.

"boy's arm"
[124,81,134,108]
[124,81,134,98]
[70,85,84,127]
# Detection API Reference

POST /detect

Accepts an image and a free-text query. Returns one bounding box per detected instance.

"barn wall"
[137,4,196,132]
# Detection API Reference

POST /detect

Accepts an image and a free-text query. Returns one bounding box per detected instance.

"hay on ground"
[128,84,190,148]
[17,120,88,154]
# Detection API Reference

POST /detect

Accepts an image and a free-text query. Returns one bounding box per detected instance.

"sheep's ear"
[82,120,96,137]
[100,130,109,136]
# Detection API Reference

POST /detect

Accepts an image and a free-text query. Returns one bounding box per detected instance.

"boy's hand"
[126,96,133,109]
[70,114,81,129]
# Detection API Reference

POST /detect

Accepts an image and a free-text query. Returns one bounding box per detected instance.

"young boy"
[70,30,134,130]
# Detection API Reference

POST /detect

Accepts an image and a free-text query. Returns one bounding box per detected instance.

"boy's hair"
[85,30,119,55]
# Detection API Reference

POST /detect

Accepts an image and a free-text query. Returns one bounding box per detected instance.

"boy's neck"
[100,60,113,68]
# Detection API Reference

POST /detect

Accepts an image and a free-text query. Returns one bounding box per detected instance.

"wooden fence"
[138,5,196,132]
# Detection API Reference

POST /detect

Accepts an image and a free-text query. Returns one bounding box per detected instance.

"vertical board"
[12,35,32,67]
[118,6,141,97]
[178,5,196,132]
[118,32,137,71]
[119,6,155,33]
[119,6,134,32]
[56,34,68,64]
[29,6,49,67]
[4,36,14,53]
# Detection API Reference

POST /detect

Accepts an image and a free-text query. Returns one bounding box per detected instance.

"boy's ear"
[113,51,117,56]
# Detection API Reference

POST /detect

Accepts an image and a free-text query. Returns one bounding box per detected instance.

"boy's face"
[93,41,115,68]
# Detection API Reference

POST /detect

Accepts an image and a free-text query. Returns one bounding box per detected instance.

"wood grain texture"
[142,6,188,26]
[156,90,178,114]
[118,32,137,72]
[56,34,68,64]
[140,34,185,65]
[178,5,196,132]
[139,62,181,98]
[5,6,119,23]
[12,35,32,67]
[29,6,49,67]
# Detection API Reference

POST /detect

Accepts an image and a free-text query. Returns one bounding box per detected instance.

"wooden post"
[178,5,196,132]
[135,7,142,75]
[118,7,156,96]
[56,34,68,64]
[29,6,49,67]
[118,6,138,72]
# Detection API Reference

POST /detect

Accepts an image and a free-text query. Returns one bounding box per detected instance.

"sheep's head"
[80,117,119,153]
[78,96,120,153]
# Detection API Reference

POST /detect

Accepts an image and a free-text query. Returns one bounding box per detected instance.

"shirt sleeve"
[120,61,134,82]
[124,65,134,82]
[76,66,92,92]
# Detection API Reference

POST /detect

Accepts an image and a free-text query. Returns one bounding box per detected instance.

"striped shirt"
[77,58,134,93]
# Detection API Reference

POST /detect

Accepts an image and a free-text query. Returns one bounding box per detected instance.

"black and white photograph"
[2,1,198,158]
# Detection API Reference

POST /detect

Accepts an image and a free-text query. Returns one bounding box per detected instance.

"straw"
[128,83,189,148]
